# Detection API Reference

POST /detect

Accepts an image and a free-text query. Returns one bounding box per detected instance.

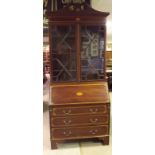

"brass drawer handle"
[63,119,72,125]
[89,108,98,113]
[63,131,72,136]
[89,118,98,123]
[63,109,71,115]
[89,129,98,135]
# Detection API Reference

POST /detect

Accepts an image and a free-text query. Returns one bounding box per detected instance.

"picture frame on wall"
[57,0,91,10]
[44,0,91,12]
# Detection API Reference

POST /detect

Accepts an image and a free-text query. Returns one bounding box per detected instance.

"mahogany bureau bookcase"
[46,3,110,149]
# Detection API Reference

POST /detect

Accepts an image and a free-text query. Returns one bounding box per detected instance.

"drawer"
[51,105,108,116]
[52,125,109,140]
[51,83,110,104]
[51,115,109,127]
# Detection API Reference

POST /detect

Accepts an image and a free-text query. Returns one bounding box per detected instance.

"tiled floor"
[43,84,112,155]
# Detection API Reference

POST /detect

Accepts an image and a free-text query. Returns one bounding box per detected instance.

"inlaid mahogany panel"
[52,84,109,103]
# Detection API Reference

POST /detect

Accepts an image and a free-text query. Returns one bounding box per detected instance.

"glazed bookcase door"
[80,25,105,81]
[51,25,77,82]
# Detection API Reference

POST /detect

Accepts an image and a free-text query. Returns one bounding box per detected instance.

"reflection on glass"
[81,26,105,81]
[51,25,77,82]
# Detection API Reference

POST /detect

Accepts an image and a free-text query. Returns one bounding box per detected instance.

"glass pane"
[51,25,76,82]
[80,26,105,81]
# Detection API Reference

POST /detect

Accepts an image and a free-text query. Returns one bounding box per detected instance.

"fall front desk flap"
[51,82,110,104]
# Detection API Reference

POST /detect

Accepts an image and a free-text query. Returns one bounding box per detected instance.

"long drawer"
[51,105,109,116]
[51,115,109,127]
[52,125,109,140]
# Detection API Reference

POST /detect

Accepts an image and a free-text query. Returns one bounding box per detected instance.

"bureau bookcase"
[47,2,110,149]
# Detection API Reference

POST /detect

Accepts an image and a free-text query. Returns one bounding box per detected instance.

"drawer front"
[52,83,109,104]
[52,105,108,116]
[52,125,109,140]
[51,115,109,127]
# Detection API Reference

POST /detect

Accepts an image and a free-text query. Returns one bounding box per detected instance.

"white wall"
[91,0,112,48]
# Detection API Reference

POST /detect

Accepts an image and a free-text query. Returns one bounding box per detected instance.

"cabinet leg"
[51,140,58,149]
[102,136,109,145]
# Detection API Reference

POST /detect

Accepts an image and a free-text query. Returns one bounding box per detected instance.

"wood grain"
[52,84,110,103]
